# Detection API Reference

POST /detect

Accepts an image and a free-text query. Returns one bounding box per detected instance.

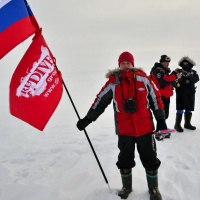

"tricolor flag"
[0,0,39,59]
[9,33,63,131]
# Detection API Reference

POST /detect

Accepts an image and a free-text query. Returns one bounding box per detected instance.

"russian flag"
[0,0,39,59]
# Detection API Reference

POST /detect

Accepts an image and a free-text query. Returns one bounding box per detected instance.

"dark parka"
[175,56,199,111]
[86,68,165,137]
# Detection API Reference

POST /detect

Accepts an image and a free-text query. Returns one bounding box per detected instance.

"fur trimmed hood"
[178,56,196,67]
[105,67,145,78]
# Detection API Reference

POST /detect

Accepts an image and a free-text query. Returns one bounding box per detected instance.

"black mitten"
[76,116,92,131]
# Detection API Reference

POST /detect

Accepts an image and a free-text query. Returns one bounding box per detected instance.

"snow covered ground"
[1,1,200,199]
[0,66,200,200]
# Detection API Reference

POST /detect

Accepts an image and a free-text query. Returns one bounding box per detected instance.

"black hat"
[160,55,171,63]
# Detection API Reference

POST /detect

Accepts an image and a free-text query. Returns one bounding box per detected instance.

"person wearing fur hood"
[174,56,199,132]
[76,51,169,200]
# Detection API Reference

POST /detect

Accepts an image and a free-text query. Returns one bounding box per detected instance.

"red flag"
[0,0,39,59]
[9,33,63,131]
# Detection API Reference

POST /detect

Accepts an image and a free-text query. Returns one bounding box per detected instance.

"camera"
[123,98,137,113]
[177,69,183,73]
[177,69,188,76]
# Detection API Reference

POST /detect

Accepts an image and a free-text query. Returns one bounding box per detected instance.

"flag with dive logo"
[9,33,63,131]
[0,0,39,59]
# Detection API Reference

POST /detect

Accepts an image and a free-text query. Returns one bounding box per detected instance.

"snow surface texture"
[1,1,200,199]
[0,68,200,200]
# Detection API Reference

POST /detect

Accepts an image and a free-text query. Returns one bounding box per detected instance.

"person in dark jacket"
[150,55,181,120]
[174,56,199,132]
[76,52,170,200]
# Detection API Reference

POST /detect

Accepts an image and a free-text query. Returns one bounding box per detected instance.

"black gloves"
[76,116,92,131]
[156,119,167,131]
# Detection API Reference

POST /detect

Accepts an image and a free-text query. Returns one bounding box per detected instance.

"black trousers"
[116,133,161,171]
[161,96,170,119]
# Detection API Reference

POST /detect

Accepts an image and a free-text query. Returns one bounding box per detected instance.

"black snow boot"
[174,114,184,132]
[118,169,132,199]
[184,112,196,130]
[146,170,162,200]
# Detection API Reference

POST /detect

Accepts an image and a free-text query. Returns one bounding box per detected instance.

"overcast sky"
[1,1,200,199]
[2,0,200,74]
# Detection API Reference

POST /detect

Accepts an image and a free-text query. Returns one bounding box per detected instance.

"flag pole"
[56,65,111,193]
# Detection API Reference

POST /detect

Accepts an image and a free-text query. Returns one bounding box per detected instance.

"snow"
[0,66,200,200]
[1,0,200,199]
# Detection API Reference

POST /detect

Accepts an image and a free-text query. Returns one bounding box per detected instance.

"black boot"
[118,169,132,199]
[184,112,196,130]
[174,114,184,132]
[146,170,162,200]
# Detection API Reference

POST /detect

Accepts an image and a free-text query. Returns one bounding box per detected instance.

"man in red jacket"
[150,55,181,119]
[77,52,169,200]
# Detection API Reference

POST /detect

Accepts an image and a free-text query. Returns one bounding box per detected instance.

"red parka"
[86,68,165,137]
[150,63,177,98]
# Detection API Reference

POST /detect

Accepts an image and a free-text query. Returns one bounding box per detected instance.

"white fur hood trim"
[105,67,144,78]
[178,56,196,66]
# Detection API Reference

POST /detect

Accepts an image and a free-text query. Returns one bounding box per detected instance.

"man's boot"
[146,170,162,200]
[118,168,132,199]
[184,112,196,130]
[174,114,184,132]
